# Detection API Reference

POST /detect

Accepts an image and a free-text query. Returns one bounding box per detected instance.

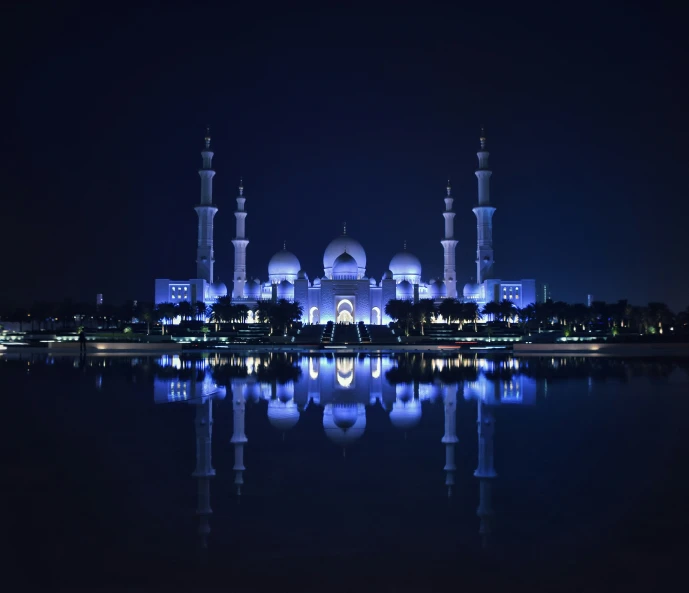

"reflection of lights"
[336,358,354,388]
[309,358,319,380]
[371,358,380,379]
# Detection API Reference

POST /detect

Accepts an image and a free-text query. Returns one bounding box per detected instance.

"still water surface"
[4,352,689,591]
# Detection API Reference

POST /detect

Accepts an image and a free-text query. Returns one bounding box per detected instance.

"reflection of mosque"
[152,354,536,547]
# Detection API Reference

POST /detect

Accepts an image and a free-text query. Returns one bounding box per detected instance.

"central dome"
[323,234,366,278]
[268,249,301,282]
[332,252,358,278]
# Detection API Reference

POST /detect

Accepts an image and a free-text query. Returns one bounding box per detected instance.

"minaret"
[441,181,458,298]
[473,127,496,284]
[192,397,215,548]
[441,385,459,497]
[194,129,218,283]
[474,397,496,548]
[231,385,248,496]
[231,179,249,298]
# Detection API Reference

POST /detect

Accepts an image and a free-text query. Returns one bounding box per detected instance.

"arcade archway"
[336,299,354,324]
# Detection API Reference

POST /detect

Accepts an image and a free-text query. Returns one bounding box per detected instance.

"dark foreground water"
[3,351,689,591]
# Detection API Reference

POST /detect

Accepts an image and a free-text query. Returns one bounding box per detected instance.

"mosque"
[154,129,536,323]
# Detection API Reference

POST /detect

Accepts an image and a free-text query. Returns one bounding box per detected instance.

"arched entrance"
[336,299,354,324]
[371,306,381,325]
[310,306,320,324]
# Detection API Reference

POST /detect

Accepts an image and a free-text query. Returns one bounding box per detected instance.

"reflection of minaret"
[231,387,248,495]
[441,386,458,497]
[474,398,496,548]
[192,397,215,548]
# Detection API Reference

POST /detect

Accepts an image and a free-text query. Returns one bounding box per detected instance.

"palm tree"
[195,300,208,322]
[412,299,436,336]
[516,304,536,335]
[177,300,194,321]
[384,299,414,336]
[498,300,517,327]
[481,301,500,323]
[461,302,481,332]
[156,302,177,334]
[255,300,273,326]
[438,298,457,325]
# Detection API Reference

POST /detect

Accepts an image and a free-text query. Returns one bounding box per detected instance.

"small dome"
[268,249,301,278]
[245,279,261,298]
[390,399,422,431]
[332,252,358,277]
[297,269,307,280]
[313,277,321,287]
[382,270,394,280]
[369,277,377,287]
[209,282,227,299]
[428,278,436,285]
[430,280,447,298]
[324,234,366,277]
[267,398,300,432]
[396,279,413,299]
[389,251,422,277]
[463,282,481,299]
[277,279,294,299]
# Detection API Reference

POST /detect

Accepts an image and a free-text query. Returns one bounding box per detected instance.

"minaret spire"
[232,179,249,298]
[441,181,458,298]
[195,129,218,283]
[473,126,496,284]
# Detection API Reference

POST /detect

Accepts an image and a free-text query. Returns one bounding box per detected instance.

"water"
[4,351,689,591]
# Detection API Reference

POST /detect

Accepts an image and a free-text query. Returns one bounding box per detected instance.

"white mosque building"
[154,129,535,323]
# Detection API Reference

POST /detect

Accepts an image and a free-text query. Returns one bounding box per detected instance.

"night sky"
[5,2,688,310]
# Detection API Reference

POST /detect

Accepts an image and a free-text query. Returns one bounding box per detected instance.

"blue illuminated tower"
[194,130,218,283]
[473,128,496,284]
[232,180,249,298]
[441,181,458,298]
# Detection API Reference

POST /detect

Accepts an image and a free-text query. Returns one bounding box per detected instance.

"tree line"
[384,298,689,336]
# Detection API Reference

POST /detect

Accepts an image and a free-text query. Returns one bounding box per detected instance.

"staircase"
[322,321,335,344]
[332,323,360,344]
[358,321,371,344]
[367,325,397,343]
[293,324,325,344]
[235,324,271,342]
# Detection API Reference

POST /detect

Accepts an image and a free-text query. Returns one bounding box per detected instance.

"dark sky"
[4,2,688,310]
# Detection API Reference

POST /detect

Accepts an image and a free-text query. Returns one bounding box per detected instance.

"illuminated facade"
[154,130,536,317]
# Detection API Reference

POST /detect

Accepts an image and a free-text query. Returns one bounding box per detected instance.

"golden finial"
[480,125,486,150]
[204,126,211,149]
[343,221,347,235]
[283,240,287,250]
[403,239,407,250]
[238,177,244,196]
[446,179,452,196]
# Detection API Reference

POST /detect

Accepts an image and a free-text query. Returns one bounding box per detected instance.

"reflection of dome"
[430,280,447,298]
[245,278,261,298]
[390,398,422,431]
[332,252,358,279]
[396,279,413,299]
[389,251,422,277]
[209,282,227,299]
[323,403,366,445]
[323,235,366,277]
[267,399,300,432]
[269,249,301,280]
[463,282,481,299]
[277,279,294,299]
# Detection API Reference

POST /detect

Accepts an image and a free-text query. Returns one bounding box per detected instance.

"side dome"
[463,282,481,299]
[268,249,301,282]
[245,278,261,298]
[396,279,413,299]
[332,252,358,279]
[369,277,377,287]
[389,251,422,278]
[277,279,294,299]
[323,234,366,278]
[209,282,227,299]
[382,269,394,280]
[297,269,308,280]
